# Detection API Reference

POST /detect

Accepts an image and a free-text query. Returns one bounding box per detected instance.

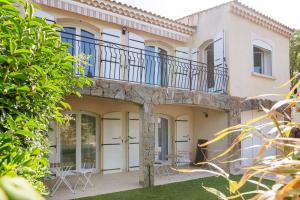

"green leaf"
[17,85,30,92]
[14,49,31,55]
[9,72,27,80]
[15,130,35,138]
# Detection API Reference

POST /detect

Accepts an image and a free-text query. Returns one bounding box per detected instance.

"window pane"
[264,51,272,76]
[145,46,156,85]
[157,118,168,161]
[81,30,96,77]
[60,114,76,170]
[81,114,96,169]
[61,27,76,56]
[205,43,214,88]
[158,48,168,87]
[253,47,263,73]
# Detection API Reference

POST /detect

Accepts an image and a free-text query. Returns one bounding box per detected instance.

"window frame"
[252,39,273,77]
[58,22,99,77]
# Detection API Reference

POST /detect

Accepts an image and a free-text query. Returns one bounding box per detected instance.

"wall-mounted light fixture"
[122,26,127,35]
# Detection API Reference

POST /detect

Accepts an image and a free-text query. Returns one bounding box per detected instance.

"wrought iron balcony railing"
[60,31,228,93]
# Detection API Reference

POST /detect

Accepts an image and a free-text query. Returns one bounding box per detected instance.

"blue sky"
[118,0,300,29]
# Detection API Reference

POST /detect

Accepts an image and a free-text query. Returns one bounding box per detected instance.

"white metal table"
[50,162,75,196]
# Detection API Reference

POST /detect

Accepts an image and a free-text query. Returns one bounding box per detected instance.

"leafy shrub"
[0,0,91,193]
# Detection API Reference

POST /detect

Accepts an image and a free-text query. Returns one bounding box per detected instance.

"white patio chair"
[73,162,95,191]
[50,163,75,196]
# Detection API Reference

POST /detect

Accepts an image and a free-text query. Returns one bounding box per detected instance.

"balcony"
[60,31,228,93]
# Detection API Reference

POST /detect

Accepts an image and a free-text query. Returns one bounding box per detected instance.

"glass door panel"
[145,46,156,85]
[158,118,168,161]
[158,48,168,87]
[81,30,96,77]
[60,114,76,170]
[81,114,97,170]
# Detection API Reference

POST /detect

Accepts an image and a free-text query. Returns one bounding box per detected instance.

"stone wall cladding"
[81,79,242,110]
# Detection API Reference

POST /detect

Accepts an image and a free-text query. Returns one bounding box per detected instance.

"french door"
[60,27,96,77]
[145,46,168,86]
[59,112,99,171]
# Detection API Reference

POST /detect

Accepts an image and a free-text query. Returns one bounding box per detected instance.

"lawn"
[78,176,273,200]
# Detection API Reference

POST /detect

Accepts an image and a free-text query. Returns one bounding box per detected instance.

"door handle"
[128,136,136,139]
[112,136,124,143]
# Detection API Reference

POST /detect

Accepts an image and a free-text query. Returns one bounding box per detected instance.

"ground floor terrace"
[46,80,275,199]
[47,171,213,200]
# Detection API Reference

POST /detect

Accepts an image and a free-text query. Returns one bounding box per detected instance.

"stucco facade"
[34,0,293,191]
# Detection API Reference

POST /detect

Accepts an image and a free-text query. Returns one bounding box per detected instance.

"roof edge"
[75,0,196,35]
[176,0,294,38]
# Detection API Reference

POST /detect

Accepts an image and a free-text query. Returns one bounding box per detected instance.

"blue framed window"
[60,27,96,77]
[145,46,156,85]
[81,30,96,77]
[61,27,76,56]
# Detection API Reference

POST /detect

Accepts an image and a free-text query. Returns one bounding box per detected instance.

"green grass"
[78,176,274,200]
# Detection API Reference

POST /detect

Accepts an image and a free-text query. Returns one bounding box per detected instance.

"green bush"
[0,0,91,193]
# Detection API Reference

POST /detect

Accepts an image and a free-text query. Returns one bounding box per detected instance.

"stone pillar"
[139,103,155,187]
[228,107,242,174]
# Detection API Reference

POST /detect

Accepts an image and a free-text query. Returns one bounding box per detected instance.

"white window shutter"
[213,31,225,67]
[102,29,121,44]
[101,29,122,79]
[128,32,145,83]
[191,48,198,62]
[128,32,145,50]
[175,47,189,89]
[175,47,189,61]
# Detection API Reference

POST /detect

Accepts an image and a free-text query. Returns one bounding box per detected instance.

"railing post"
[189,60,192,90]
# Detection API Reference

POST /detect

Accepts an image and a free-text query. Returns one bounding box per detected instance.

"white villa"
[31,0,293,199]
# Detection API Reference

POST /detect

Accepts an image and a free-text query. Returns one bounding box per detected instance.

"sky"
[117,0,300,29]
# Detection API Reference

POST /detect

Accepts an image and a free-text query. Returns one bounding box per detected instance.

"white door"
[175,115,192,164]
[128,113,140,171]
[241,111,277,167]
[102,112,123,174]
[128,32,145,83]
[241,111,253,167]
[175,47,190,89]
[101,29,122,80]
[212,30,226,92]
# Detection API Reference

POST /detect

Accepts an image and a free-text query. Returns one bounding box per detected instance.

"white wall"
[226,12,290,99]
